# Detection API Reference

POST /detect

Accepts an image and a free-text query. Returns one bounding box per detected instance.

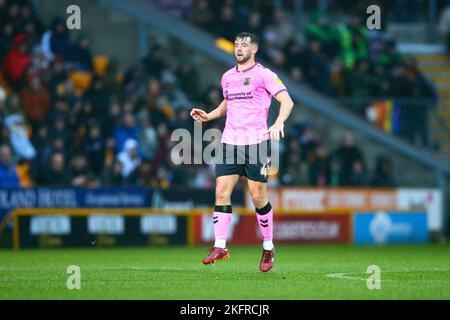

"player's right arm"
[190,99,227,122]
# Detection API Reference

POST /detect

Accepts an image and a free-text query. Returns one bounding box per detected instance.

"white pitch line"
[326,269,450,283]
[326,272,366,281]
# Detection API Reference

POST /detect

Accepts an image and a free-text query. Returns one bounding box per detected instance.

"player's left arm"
[266,91,294,140]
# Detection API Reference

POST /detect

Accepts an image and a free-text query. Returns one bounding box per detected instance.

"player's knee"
[215,187,231,204]
[251,192,267,208]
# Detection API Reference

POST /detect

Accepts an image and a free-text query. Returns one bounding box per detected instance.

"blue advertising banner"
[353,211,428,244]
[0,188,151,222]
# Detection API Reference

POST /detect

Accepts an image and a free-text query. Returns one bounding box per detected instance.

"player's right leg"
[203,174,239,265]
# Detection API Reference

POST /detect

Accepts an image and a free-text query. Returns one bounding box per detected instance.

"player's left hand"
[266,120,284,140]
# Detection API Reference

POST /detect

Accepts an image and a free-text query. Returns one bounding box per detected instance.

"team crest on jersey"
[243,77,251,86]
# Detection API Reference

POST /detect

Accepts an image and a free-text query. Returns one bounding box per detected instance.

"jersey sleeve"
[262,69,287,98]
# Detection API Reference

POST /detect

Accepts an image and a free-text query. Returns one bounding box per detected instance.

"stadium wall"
[0,187,436,249]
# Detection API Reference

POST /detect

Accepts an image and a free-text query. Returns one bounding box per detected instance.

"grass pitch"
[0,244,449,299]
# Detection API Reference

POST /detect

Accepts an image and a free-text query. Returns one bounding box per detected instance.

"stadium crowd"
[183,0,439,148]
[0,0,397,189]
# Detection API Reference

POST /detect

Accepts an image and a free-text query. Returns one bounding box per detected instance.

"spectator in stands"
[84,122,105,176]
[150,166,171,189]
[47,56,68,94]
[284,36,306,77]
[161,71,191,111]
[0,143,20,187]
[302,40,334,95]
[19,73,50,129]
[264,8,294,50]
[244,11,264,37]
[39,152,70,186]
[201,83,222,111]
[190,0,215,31]
[329,57,346,97]
[151,96,174,125]
[85,76,110,121]
[71,33,93,71]
[18,1,45,37]
[2,33,32,89]
[403,57,436,147]
[191,165,214,188]
[117,138,141,179]
[41,17,72,62]
[101,159,125,187]
[29,125,51,180]
[305,13,339,60]
[348,159,369,186]
[137,111,158,160]
[256,0,276,26]
[307,146,328,186]
[261,30,286,68]
[175,108,194,134]
[330,131,365,186]
[169,158,191,186]
[280,166,298,186]
[49,116,71,146]
[103,101,121,138]
[0,22,14,62]
[142,44,168,80]
[280,151,303,185]
[134,159,154,187]
[327,157,342,186]
[299,126,321,162]
[214,4,240,41]
[114,112,139,153]
[392,57,436,147]
[22,19,39,50]
[370,155,395,187]
[337,14,368,69]
[346,59,378,114]
[4,113,36,161]
[69,153,93,187]
[153,123,171,168]
[175,61,201,102]
[4,2,21,32]
[51,137,67,159]
[376,39,403,70]
[122,64,147,101]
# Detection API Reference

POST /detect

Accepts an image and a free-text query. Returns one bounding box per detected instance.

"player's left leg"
[247,179,275,272]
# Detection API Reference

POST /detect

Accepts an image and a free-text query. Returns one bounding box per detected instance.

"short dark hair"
[235,32,259,46]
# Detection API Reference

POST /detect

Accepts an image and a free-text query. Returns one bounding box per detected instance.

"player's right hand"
[190,108,209,122]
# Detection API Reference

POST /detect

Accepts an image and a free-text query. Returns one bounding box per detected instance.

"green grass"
[0,244,449,299]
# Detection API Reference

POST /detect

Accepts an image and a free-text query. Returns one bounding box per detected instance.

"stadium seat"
[16,162,33,187]
[68,71,93,95]
[93,55,110,77]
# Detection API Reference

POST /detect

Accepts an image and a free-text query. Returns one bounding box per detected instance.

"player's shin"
[255,202,273,250]
[213,205,233,249]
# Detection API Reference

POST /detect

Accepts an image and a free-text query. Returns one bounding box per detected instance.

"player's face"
[234,37,257,64]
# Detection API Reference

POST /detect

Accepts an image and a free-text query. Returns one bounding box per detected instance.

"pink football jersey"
[221,62,287,145]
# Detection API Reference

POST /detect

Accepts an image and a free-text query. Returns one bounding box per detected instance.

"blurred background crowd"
[1,0,449,189]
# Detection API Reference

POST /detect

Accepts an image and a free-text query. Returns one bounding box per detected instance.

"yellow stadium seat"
[69,71,93,95]
[16,162,33,187]
[215,37,234,53]
[162,105,175,119]
[93,55,110,77]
